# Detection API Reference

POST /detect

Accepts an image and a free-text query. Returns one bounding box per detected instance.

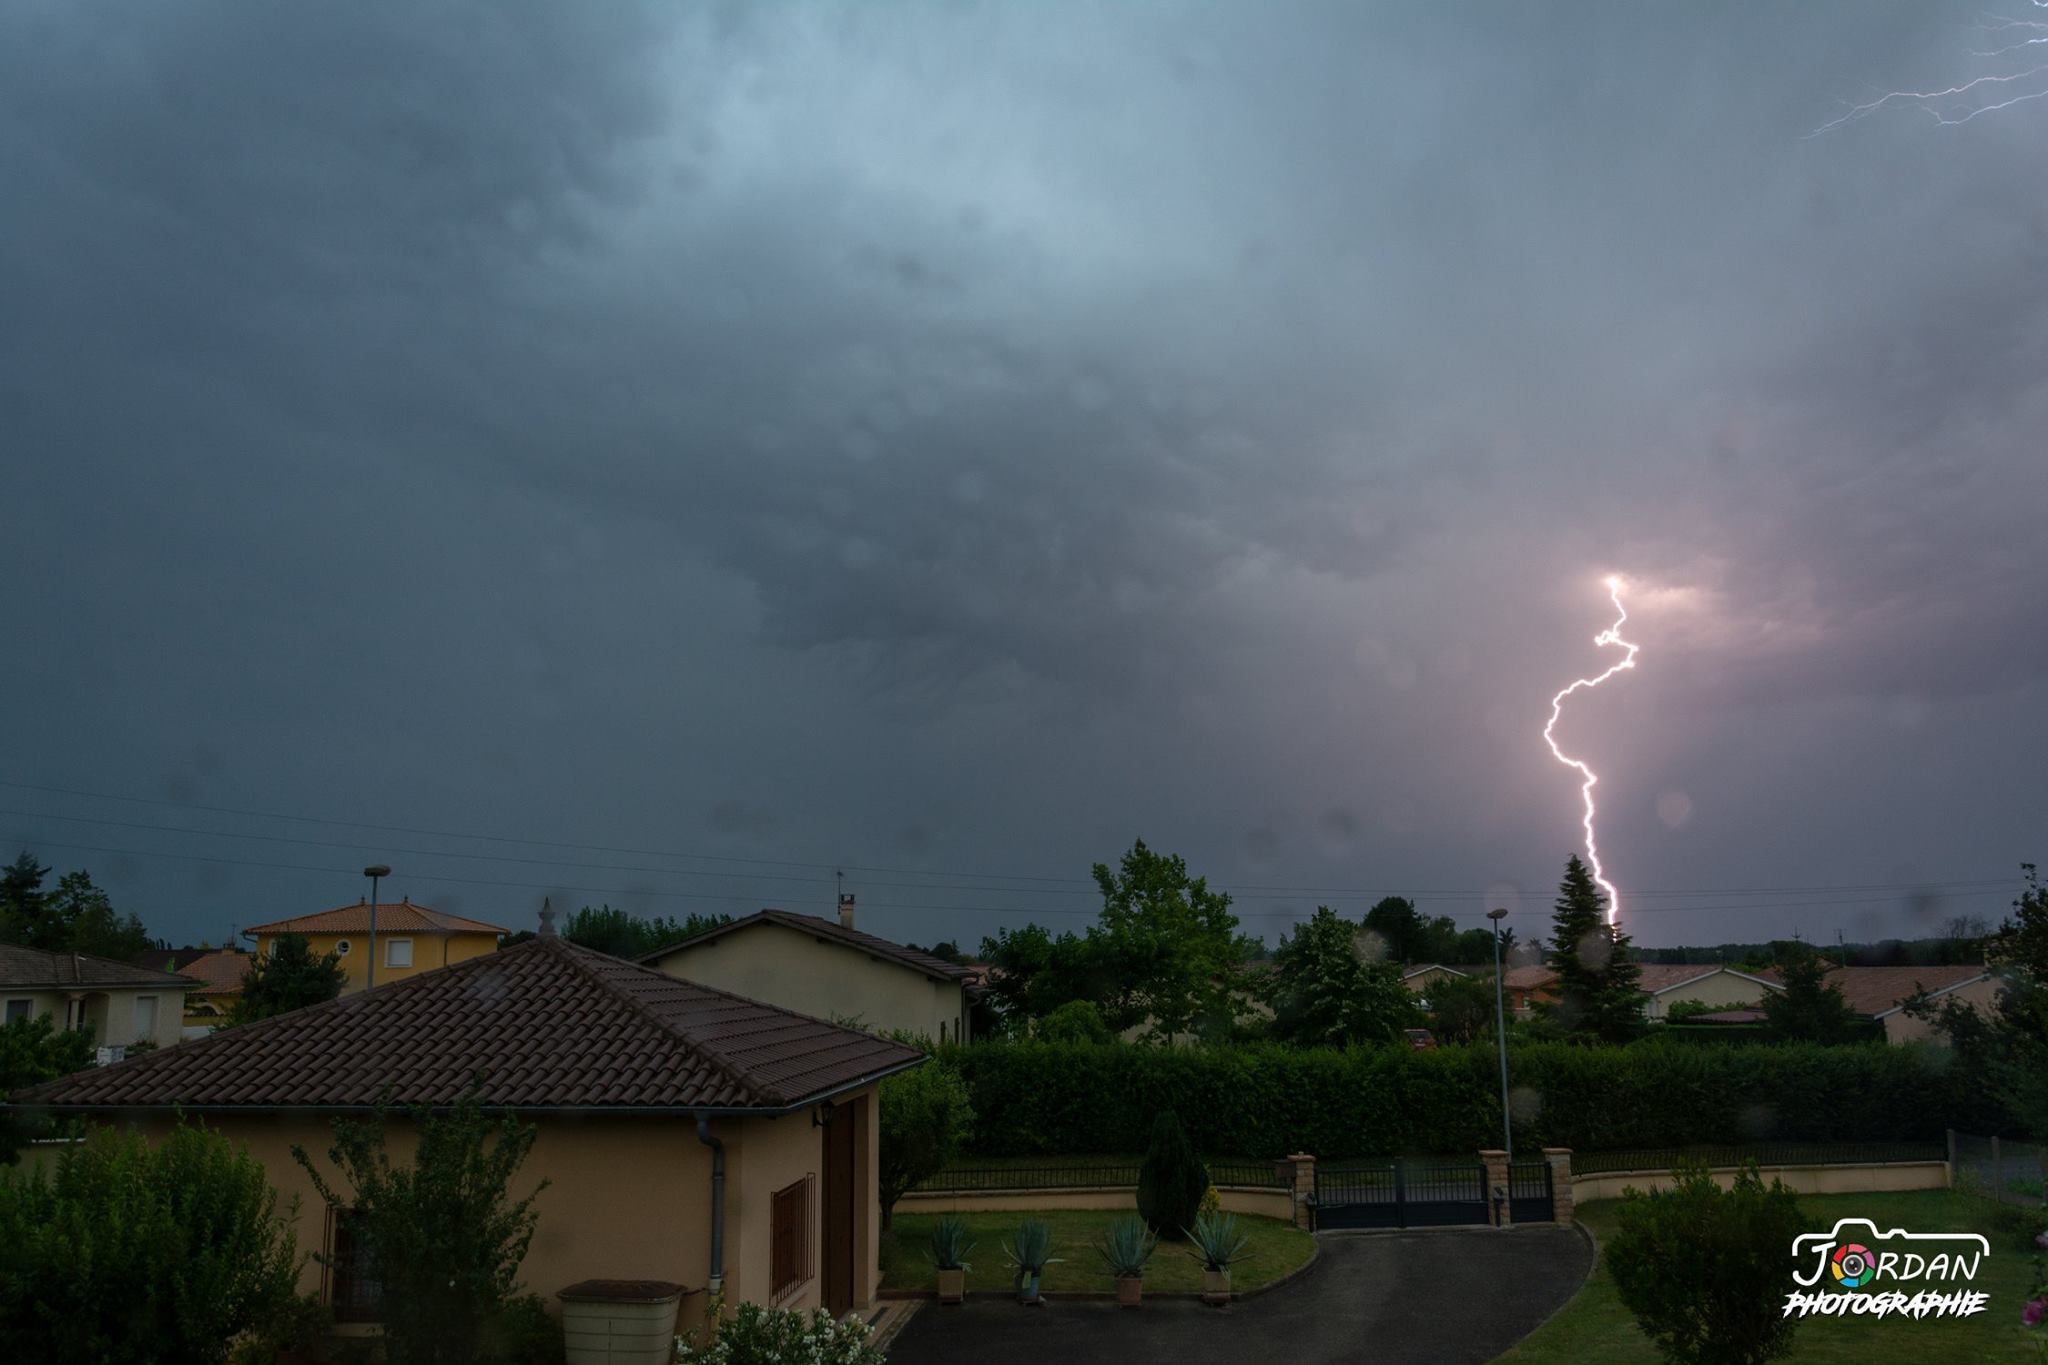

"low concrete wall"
[1571,1161,1949,1205]
[897,1185,1296,1223]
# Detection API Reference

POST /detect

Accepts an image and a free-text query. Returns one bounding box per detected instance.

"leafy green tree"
[976,922,1108,1028]
[1087,840,1253,1039]
[0,1014,95,1162]
[1264,906,1419,1046]
[878,1059,973,1229]
[1033,998,1112,1044]
[1362,896,1424,961]
[294,1088,547,1365]
[0,850,52,945]
[221,932,345,1028]
[1542,855,1644,1043]
[1424,969,1501,1044]
[1760,946,1858,1043]
[1606,1160,1810,1365]
[1136,1110,1207,1240]
[563,905,731,959]
[1916,864,2048,1142]
[0,1120,307,1364]
[45,870,151,963]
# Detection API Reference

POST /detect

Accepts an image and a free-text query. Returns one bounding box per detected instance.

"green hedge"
[937,1040,2004,1160]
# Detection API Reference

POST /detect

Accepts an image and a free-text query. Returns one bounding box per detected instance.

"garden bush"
[1136,1110,1207,1239]
[936,1039,2004,1158]
[675,1296,883,1364]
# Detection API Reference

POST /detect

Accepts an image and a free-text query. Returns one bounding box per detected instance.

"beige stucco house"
[9,919,924,1335]
[0,943,194,1051]
[642,897,978,1044]
[1635,964,1781,1020]
[1818,965,1998,1043]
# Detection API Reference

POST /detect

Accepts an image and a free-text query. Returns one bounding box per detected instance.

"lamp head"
[363,864,391,879]
[1486,907,1508,922]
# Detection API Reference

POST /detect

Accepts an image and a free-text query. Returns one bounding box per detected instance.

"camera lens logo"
[1830,1243,1875,1288]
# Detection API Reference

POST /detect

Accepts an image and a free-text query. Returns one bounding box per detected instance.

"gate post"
[1285,1153,1316,1230]
[1543,1148,1575,1225]
[1480,1149,1511,1227]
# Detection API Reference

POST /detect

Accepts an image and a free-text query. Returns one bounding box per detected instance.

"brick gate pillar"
[1543,1148,1575,1224]
[1480,1149,1510,1226]
[1284,1153,1316,1229]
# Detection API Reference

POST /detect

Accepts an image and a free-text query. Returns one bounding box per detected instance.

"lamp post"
[363,865,391,990]
[1488,907,1512,1163]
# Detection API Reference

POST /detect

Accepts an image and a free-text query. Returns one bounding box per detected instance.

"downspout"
[696,1116,726,1296]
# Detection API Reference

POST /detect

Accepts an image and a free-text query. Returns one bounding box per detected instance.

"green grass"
[879,1209,1314,1295]
[1497,1189,2046,1363]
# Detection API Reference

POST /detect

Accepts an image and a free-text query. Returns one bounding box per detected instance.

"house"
[242,898,506,994]
[1400,964,1472,993]
[1503,964,1559,1014]
[0,943,194,1051]
[1634,964,1781,1020]
[8,913,924,1333]
[1812,965,1997,1044]
[173,948,253,1037]
[641,896,978,1043]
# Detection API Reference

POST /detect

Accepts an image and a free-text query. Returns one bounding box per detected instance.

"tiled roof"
[9,936,924,1112]
[642,909,978,984]
[1503,965,1559,991]
[242,899,508,938]
[176,950,254,996]
[0,943,199,991]
[1634,963,1771,995]
[1821,965,1990,1017]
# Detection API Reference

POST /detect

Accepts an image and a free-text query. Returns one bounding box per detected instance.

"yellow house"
[242,898,506,993]
[10,923,923,1336]
[642,897,977,1044]
[173,948,253,1036]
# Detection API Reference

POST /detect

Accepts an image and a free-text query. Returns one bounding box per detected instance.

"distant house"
[641,897,978,1043]
[173,948,253,1037]
[242,898,506,994]
[1400,964,1471,993]
[9,918,924,1333]
[0,943,194,1052]
[1503,964,1560,1014]
[1634,964,1781,1020]
[1777,964,1998,1044]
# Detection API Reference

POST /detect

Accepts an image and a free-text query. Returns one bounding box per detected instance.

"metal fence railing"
[1952,1131,2048,1207]
[915,1156,1290,1194]
[1571,1142,1946,1175]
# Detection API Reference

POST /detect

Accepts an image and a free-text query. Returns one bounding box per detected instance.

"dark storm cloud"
[3,0,2043,947]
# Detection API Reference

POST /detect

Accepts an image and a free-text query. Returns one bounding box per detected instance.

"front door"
[820,1096,859,1315]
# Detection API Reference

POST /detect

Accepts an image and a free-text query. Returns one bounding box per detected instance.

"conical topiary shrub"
[1136,1110,1209,1241]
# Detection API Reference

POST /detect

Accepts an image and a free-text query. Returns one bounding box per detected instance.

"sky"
[3,1,2044,954]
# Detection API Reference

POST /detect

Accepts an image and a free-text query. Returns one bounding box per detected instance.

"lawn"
[1497,1188,2045,1363]
[879,1209,1315,1295]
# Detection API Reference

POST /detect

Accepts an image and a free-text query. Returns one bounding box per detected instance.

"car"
[1403,1028,1438,1050]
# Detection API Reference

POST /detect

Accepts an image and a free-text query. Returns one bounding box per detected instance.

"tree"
[1264,906,1419,1046]
[1033,998,1112,1044]
[976,922,1109,1029]
[1136,1110,1208,1240]
[0,1120,307,1364]
[1606,1160,1809,1365]
[294,1088,547,1365]
[1542,855,1644,1043]
[45,870,150,962]
[562,905,731,959]
[1087,840,1253,1039]
[1425,970,1501,1045]
[0,850,51,945]
[1362,897,1423,961]
[221,932,346,1028]
[0,1014,95,1163]
[1917,864,2048,1142]
[1760,946,1858,1043]
[877,1059,973,1229]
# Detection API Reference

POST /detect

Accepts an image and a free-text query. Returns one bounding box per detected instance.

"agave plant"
[1184,1210,1250,1271]
[1002,1219,1062,1276]
[928,1214,974,1271]
[1095,1214,1157,1279]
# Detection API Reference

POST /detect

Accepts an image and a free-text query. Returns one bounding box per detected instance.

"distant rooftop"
[242,898,507,939]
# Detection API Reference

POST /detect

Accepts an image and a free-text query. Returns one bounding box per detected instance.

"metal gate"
[1507,1158,1555,1223]
[1314,1159,1488,1230]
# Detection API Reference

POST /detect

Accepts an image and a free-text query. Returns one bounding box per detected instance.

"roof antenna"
[835,868,843,909]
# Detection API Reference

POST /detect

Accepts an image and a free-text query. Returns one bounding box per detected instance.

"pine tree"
[1136,1110,1208,1240]
[1761,944,1857,1042]
[1544,855,1643,1043]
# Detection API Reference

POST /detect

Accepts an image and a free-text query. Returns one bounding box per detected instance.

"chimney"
[838,893,855,931]
[538,897,557,939]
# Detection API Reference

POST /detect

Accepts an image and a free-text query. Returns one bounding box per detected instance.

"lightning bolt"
[1542,575,1640,926]
[1812,2,2048,133]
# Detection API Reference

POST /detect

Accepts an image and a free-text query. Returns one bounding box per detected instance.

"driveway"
[884,1224,1593,1365]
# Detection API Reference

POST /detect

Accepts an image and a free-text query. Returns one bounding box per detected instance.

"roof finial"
[539,897,557,938]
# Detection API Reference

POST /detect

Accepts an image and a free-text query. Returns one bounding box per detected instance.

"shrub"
[485,1293,566,1365]
[675,1296,883,1365]
[878,1058,974,1228]
[1605,1161,1810,1365]
[1137,1110,1208,1240]
[1035,999,1113,1044]
[0,1014,94,1162]
[0,1120,303,1364]
[293,1088,547,1365]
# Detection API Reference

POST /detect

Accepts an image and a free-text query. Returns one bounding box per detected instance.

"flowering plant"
[674,1295,883,1365]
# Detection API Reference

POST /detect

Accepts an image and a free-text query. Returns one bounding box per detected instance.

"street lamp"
[363,865,391,990]
[1488,907,1512,1163]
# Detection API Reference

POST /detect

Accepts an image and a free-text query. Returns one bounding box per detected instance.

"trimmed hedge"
[937,1040,2005,1160]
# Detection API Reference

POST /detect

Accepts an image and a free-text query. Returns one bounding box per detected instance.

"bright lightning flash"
[1542,575,1640,926]
[1812,2,2048,133]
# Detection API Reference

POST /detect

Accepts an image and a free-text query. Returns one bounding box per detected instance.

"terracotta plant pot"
[1116,1275,1143,1308]
[1201,1267,1232,1305]
[937,1267,966,1304]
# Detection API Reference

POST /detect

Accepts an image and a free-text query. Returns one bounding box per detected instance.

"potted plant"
[1002,1218,1061,1306]
[929,1214,974,1304]
[1186,1210,1250,1305]
[1095,1214,1157,1308]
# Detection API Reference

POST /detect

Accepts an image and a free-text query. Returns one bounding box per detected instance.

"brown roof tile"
[641,909,977,983]
[10,936,923,1112]
[175,950,254,996]
[1818,965,1990,1017]
[0,943,199,991]
[243,899,508,938]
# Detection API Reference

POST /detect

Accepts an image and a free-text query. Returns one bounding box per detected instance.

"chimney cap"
[538,898,558,938]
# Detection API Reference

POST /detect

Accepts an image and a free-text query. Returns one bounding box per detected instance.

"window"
[385,938,412,968]
[4,999,32,1024]
[328,1210,382,1322]
[133,996,158,1038]
[770,1175,814,1302]
[333,939,352,956]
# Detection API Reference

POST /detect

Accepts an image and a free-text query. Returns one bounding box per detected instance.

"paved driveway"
[884,1224,1593,1365]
